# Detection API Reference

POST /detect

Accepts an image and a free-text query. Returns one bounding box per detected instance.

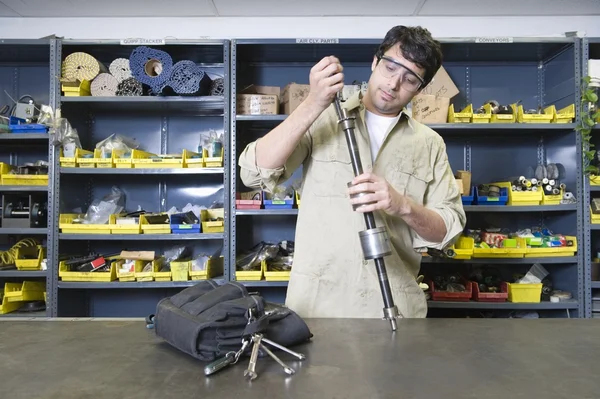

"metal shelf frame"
[1,36,591,318]
[582,37,600,318]
[230,37,585,315]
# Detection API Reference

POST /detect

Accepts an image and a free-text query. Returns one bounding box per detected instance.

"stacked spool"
[61,46,223,98]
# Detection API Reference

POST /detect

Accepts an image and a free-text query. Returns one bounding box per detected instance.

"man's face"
[364,43,426,116]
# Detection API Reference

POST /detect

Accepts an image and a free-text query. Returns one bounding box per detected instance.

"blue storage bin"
[8,116,48,134]
[170,213,201,234]
[461,186,475,205]
[474,186,508,206]
[262,191,294,209]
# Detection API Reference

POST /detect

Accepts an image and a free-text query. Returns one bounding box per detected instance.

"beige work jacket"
[238,91,466,319]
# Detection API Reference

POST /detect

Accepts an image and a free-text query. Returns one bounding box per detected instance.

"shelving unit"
[0,36,590,318]
[0,39,53,318]
[50,39,230,317]
[230,38,584,316]
[582,37,600,318]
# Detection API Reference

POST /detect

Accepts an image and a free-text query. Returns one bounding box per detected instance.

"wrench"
[244,334,262,380]
[261,337,306,360]
[260,342,295,375]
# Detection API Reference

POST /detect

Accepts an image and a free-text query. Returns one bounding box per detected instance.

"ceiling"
[1,0,599,17]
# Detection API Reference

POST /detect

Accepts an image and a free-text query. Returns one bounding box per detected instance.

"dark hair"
[375,25,442,87]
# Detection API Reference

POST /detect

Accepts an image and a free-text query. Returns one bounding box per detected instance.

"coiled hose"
[0,239,39,266]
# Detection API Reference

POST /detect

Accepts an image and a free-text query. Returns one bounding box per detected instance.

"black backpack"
[148,279,313,362]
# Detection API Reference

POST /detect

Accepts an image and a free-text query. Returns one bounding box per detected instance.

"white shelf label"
[120,38,166,46]
[295,38,339,44]
[475,37,514,44]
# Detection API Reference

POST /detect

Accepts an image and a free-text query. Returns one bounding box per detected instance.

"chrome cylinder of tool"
[359,227,392,260]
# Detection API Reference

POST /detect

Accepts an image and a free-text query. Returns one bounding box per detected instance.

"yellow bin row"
[236,259,291,282]
[448,103,574,124]
[431,235,578,260]
[59,209,225,235]
[60,148,224,169]
[1,281,46,314]
[493,181,562,206]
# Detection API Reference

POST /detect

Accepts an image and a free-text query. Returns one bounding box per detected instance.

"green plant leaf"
[583,76,592,84]
[585,150,596,159]
[584,116,595,126]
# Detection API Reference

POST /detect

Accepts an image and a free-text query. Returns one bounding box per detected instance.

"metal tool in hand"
[334,91,400,332]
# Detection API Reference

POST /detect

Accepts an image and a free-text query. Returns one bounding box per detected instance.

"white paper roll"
[91,73,119,97]
[109,58,132,83]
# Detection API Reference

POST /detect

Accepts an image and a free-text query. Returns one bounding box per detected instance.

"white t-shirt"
[365,110,396,162]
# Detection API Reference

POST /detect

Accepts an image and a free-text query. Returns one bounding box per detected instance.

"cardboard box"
[281,83,310,114]
[419,66,459,99]
[237,85,280,115]
[455,170,471,195]
[455,179,465,195]
[411,94,450,124]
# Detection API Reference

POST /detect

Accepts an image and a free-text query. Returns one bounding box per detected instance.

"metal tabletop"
[1,318,599,398]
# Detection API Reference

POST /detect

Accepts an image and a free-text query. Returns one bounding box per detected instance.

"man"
[238,25,466,319]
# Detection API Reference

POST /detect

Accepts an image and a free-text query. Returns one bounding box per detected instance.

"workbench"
[1,318,599,398]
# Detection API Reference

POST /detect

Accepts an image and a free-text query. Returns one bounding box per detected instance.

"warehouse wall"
[0,16,599,39]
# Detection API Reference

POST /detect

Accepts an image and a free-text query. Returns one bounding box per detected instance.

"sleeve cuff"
[238,140,285,193]
[412,207,464,252]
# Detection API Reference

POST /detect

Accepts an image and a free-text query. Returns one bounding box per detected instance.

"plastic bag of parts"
[52,117,82,153]
[516,263,549,284]
[199,129,223,158]
[159,245,192,273]
[208,187,225,209]
[270,184,295,201]
[236,241,294,272]
[95,134,140,159]
[83,186,125,225]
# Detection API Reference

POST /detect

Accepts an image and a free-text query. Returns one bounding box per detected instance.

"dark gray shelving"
[60,167,224,175]
[0,270,46,277]
[464,204,577,212]
[427,300,578,310]
[0,228,48,235]
[590,185,600,192]
[591,282,600,289]
[0,133,49,141]
[235,280,290,287]
[422,256,578,264]
[0,311,48,318]
[59,233,224,240]
[236,209,299,216]
[58,279,225,289]
[591,225,600,231]
[0,185,48,192]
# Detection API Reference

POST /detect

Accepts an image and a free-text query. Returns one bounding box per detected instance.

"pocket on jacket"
[387,160,433,204]
[308,144,353,197]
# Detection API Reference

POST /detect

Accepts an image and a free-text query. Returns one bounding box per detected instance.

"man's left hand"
[348,172,411,216]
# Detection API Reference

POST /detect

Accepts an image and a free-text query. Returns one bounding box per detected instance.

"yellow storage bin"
[115,259,146,282]
[135,260,160,282]
[450,236,474,260]
[507,283,542,303]
[203,147,224,168]
[541,189,563,205]
[60,148,93,168]
[15,245,45,271]
[140,213,171,234]
[190,256,224,280]
[590,175,600,186]
[109,214,141,234]
[183,149,204,168]
[201,208,224,233]
[3,281,45,302]
[516,104,553,124]
[591,206,600,224]
[263,259,292,282]
[2,173,48,186]
[0,162,14,183]
[59,213,111,234]
[493,181,542,206]
[113,149,154,169]
[59,260,117,282]
[547,104,575,123]
[484,103,516,123]
[295,190,301,208]
[525,235,577,258]
[171,261,190,281]
[447,104,473,123]
[471,105,491,123]
[153,258,171,281]
[473,237,527,258]
[78,148,114,168]
[133,153,184,168]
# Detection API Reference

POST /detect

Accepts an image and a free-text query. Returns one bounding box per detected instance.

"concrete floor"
[1,318,600,398]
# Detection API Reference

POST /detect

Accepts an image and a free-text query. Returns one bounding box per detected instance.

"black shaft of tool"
[334,98,394,310]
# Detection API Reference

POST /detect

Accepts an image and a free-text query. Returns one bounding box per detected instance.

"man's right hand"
[305,56,344,113]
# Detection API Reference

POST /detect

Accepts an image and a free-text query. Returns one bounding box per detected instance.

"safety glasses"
[377,55,425,92]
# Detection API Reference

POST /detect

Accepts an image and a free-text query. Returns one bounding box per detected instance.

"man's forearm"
[255,101,323,170]
[400,199,447,243]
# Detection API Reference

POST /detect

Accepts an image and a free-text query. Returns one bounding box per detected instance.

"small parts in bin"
[477,184,501,197]
[236,241,294,272]
[2,194,48,228]
[464,227,573,249]
[469,267,504,294]
[62,253,115,272]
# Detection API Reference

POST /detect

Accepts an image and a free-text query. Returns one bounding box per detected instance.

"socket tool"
[333,92,400,331]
